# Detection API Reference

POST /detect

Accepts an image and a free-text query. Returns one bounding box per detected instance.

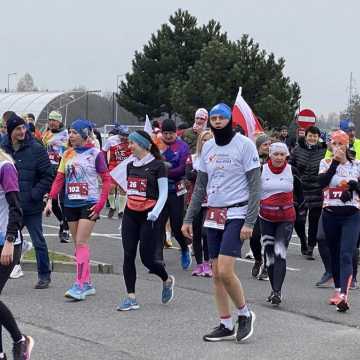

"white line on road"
[42,224,121,239]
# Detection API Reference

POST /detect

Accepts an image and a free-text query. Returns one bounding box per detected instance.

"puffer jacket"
[289,138,326,208]
[2,133,53,215]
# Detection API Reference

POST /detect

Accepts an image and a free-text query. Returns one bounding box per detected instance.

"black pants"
[52,191,68,230]
[250,218,262,262]
[0,244,22,353]
[122,208,168,294]
[260,220,293,293]
[294,206,322,249]
[192,208,209,264]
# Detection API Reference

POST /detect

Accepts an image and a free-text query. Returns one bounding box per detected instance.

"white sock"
[220,316,234,330]
[237,304,251,318]
[0,353,5,359]
[166,231,172,241]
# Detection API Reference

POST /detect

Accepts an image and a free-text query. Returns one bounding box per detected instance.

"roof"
[0,92,64,120]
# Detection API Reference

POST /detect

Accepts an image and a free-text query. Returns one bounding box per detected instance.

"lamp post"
[7,72,17,92]
[115,73,126,124]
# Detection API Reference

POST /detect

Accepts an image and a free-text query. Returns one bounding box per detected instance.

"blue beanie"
[70,119,92,139]
[339,119,355,132]
[209,103,232,120]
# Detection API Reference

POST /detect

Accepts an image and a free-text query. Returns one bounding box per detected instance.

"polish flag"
[232,87,263,140]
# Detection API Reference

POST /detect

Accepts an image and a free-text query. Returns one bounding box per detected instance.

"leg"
[212,258,231,317]
[260,219,276,290]
[23,213,51,281]
[250,218,262,262]
[168,193,187,251]
[192,210,204,265]
[201,208,210,263]
[294,208,308,253]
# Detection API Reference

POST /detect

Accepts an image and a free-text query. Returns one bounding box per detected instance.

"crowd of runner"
[0,106,359,358]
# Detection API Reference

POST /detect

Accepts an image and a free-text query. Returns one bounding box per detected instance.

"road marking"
[42,224,121,239]
[236,258,300,272]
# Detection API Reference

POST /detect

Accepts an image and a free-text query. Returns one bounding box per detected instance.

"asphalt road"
[1,212,359,360]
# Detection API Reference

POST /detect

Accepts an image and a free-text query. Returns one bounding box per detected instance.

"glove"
[147,211,159,222]
[340,190,353,203]
[347,180,359,192]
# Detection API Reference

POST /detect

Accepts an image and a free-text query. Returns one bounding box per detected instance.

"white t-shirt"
[319,159,360,208]
[199,133,260,219]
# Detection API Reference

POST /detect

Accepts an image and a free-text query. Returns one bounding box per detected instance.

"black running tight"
[192,208,209,264]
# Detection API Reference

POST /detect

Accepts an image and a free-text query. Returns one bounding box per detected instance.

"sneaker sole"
[26,335,35,359]
[203,333,236,342]
[117,305,140,311]
[10,273,24,279]
[162,275,175,305]
[83,289,96,296]
[64,292,85,301]
[236,311,256,342]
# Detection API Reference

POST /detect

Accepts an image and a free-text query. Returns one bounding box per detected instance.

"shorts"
[64,204,99,222]
[206,219,244,259]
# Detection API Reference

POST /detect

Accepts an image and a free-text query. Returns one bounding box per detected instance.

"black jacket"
[2,133,54,215]
[289,138,326,208]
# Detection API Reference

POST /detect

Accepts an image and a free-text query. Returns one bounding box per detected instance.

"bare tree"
[16,73,38,92]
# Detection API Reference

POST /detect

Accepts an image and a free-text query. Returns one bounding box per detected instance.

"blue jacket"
[2,133,54,215]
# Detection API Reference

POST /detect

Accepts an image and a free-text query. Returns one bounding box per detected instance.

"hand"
[340,190,353,203]
[333,148,346,163]
[347,180,359,192]
[240,225,253,241]
[1,240,14,266]
[89,205,100,221]
[43,199,53,217]
[147,211,158,222]
[181,223,193,240]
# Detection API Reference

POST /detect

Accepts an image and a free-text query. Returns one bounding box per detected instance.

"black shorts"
[64,204,99,222]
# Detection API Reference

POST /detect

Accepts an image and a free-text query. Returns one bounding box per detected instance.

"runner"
[42,111,70,243]
[114,130,175,310]
[185,130,213,277]
[159,119,192,270]
[44,119,111,301]
[102,125,131,219]
[0,148,34,359]
[260,142,304,305]
[182,103,260,342]
[318,130,360,312]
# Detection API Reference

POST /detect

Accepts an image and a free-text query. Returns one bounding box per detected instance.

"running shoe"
[245,250,254,259]
[60,230,70,244]
[350,278,358,290]
[83,282,96,296]
[336,294,349,312]
[21,240,33,256]
[107,208,115,219]
[251,260,262,278]
[164,238,173,248]
[306,246,315,260]
[202,262,213,278]
[117,297,140,311]
[181,248,192,270]
[203,324,235,342]
[270,291,282,306]
[0,353,7,359]
[34,278,51,289]
[118,212,124,220]
[257,266,269,281]
[12,335,34,360]
[192,264,204,276]
[10,265,24,279]
[65,283,86,301]
[315,272,333,288]
[236,311,256,342]
[328,290,342,305]
[266,291,274,302]
[162,275,175,304]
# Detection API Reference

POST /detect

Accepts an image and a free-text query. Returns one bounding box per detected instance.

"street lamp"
[7,72,17,92]
[115,73,126,123]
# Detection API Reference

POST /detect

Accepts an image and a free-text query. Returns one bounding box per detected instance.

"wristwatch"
[6,235,16,243]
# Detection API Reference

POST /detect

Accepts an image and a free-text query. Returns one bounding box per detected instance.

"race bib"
[204,207,227,230]
[176,180,187,197]
[127,177,147,197]
[67,182,89,200]
[328,187,343,200]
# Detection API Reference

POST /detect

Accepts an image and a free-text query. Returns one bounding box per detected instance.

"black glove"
[340,190,353,203]
[347,180,360,192]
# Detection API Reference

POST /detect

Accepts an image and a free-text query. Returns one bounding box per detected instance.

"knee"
[217,265,234,285]
[274,242,287,260]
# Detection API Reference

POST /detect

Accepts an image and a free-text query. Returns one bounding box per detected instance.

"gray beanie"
[255,133,270,149]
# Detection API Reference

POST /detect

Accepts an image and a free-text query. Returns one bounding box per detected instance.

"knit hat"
[269,142,290,157]
[195,108,208,120]
[209,103,232,120]
[161,119,177,133]
[331,130,349,146]
[255,133,270,150]
[49,111,63,123]
[70,119,91,139]
[6,113,26,136]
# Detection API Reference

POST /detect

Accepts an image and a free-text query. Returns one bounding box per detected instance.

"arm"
[292,166,305,209]
[185,157,197,182]
[147,178,168,221]
[49,172,65,199]
[93,171,111,214]
[318,160,339,188]
[5,192,22,237]
[183,170,208,224]
[168,143,189,179]
[244,167,261,228]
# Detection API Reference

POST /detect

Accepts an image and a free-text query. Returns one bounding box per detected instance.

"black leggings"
[250,218,262,262]
[294,207,322,249]
[192,208,209,264]
[122,208,168,294]
[0,245,22,353]
[260,220,293,293]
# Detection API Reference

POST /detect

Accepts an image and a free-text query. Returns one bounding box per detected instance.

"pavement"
[2,211,360,360]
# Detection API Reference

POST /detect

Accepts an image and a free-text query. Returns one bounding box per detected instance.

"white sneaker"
[21,240,33,256]
[245,250,254,260]
[10,264,24,279]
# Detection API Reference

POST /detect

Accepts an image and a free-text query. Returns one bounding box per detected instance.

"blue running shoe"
[181,248,192,270]
[65,283,86,301]
[117,297,140,311]
[83,282,96,296]
[162,275,175,304]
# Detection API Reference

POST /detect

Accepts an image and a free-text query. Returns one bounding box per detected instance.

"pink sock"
[75,244,90,287]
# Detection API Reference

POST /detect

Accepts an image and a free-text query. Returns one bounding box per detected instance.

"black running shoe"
[257,266,269,281]
[251,260,262,278]
[336,299,350,312]
[236,311,256,342]
[267,291,274,302]
[108,208,115,219]
[203,324,235,342]
[271,291,282,306]
[13,335,34,360]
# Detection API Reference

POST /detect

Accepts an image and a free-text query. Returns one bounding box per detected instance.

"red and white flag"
[232,87,263,140]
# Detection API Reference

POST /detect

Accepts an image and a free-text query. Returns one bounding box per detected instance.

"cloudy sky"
[1,0,358,117]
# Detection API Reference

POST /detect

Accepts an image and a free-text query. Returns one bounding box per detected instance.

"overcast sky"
[1,0,358,117]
